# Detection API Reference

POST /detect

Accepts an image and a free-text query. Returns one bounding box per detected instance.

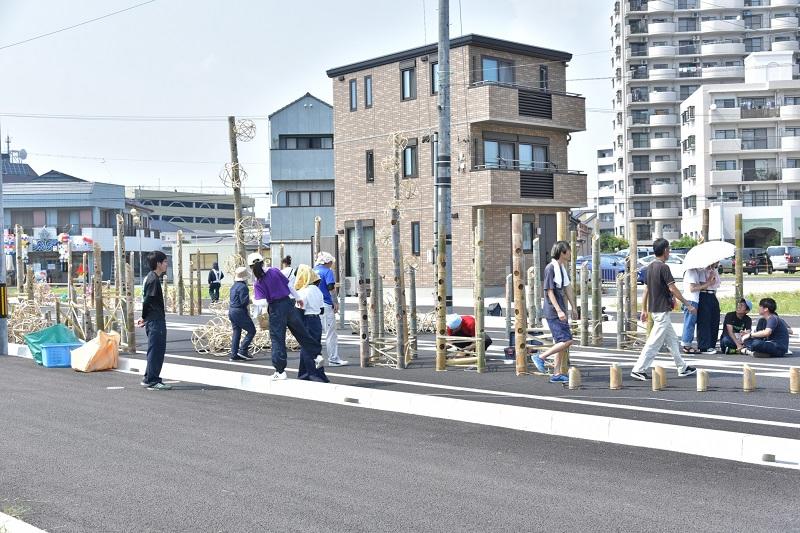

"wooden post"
[512,214,528,376]
[531,237,541,327]
[568,367,581,390]
[176,230,184,316]
[196,249,202,315]
[592,230,602,347]
[93,243,103,333]
[55,298,61,325]
[188,258,195,316]
[406,266,418,364]
[610,363,622,390]
[697,369,709,392]
[66,238,74,303]
[14,224,23,294]
[475,208,486,373]
[580,263,589,346]
[338,233,347,329]
[368,243,380,357]
[743,364,756,392]
[556,211,569,375]
[25,266,34,302]
[789,367,799,394]
[435,226,447,371]
[735,214,743,302]
[227,116,246,262]
[504,273,512,344]
[569,230,577,296]
[526,266,536,329]
[701,208,710,243]
[313,216,322,261]
[628,222,638,328]
[354,220,370,367]
[82,252,89,337]
[616,273,624,350]
[126,262,135,354]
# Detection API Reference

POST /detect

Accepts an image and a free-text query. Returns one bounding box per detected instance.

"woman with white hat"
[229,266,256,362]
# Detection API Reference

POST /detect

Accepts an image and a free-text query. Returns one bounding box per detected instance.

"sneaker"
[549,374,569,383]
[678,366,697,377]
[702,348,717,355]
[531,355,547,374]
[314,355,324,369]
[147,382,172,391]
[140,380,152,387]
[230,354,248,362]
[741,348,753,356]
[630,371,649,381]
[237,352,254,361]
[328,360,349,366]
[270,371,288,381]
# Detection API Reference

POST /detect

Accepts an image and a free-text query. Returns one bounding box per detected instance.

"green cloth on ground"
[23,324,81,365]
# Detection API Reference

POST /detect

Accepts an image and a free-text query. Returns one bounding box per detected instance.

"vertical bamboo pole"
[569,229,577,295]
[592,230,602,347]
[227,116,246,262]
[475,208,486,373]
[701,208,710,243]
[624,258,633,344]
[616,273,624,350]
[188,258,195,316]
[628,222,638,328]
[126,262,135,354]
[406,266,418,364]
[654,220,663,240]
[368,245,380,354]
[176,230,184,316]
[580,263,589,346]
[67,238,74,304]
[556,211,569,375]
[338,233,347,329]
[354,220,370,367]
[25,266,34,302]
[504,273,512,343]
[14,224,23,294]
[55,298,61,325]
[735,214,743,302]
[162,269,168,312]
[196,249,202,315]
[532,237,541,327]
[93,243,103,333]
[113,239,120,309]
[526,266,536,329]
[116,214,125,293]
[82,252,89,337]
[279,243,285,266]
[435,226,447,371]
[390,135,406,370]
[512,214,528,376]
[376,276,385,338]
[313,216,322,261]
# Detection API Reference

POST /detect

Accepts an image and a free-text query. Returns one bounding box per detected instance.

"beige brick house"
[326,34,586,293]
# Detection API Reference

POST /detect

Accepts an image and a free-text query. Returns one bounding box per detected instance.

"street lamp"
[130,208,143,283]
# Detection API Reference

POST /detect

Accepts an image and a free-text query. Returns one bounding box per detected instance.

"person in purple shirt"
[247,253,323,381]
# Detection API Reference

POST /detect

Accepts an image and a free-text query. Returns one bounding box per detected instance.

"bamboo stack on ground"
[435,227,447,372]
[354,221,369,367]
[475,208,486,373]
[512,214,528,376]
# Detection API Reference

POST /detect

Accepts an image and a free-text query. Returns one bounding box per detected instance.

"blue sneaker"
[531,355,547,374]
[549,374,569,383]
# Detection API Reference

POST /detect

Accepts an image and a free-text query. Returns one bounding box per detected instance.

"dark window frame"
[366,150,374,183]
[539,65,549,91]
[401,67,417,101]
[349,79,357,111]
[480,54,515,84]
[431,61,439,95]
[364,75,373,108]
[411,221,421,256]
[403,138,418,179]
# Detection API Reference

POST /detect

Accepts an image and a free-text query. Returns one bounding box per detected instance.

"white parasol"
[681,240,736,270]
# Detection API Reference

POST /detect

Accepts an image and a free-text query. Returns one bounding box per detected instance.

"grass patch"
[2,503,29,520]
[719,291,800,315]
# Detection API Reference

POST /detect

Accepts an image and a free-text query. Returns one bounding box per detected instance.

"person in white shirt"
[294,264,329,382]
[695,262,721,354]
[281,255,297,288]
[680,265,718,354]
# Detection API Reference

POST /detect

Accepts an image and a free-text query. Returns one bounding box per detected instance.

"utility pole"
[437,0,453,311]
[0,123,8,356]
[227,116,246,262]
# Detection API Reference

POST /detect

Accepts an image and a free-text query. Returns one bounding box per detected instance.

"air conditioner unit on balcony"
[344,276,357,297]
[739,184,750,192]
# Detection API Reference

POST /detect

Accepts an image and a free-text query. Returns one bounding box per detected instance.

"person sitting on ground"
[445,313,492,355]
[741,297,789,358]
[719,298,752,354]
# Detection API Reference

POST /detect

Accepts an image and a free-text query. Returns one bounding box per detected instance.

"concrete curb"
[0,511,46,533]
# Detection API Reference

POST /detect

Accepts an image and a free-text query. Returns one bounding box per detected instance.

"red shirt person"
[446,314,492,351]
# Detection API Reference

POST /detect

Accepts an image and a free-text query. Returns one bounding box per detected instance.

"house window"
[481,56,513,83]
[483,140,515,169]
[349,79,357,111]
[403,140,418,178]
[431,62,439,95]
[519,143,548,170]
[401,67,416,100]
[539,65,549,91]
[366,150,374,183]
[286,191,335,207]
[522,220,534,253]
[364,76,373,108]
[411,222,421,256]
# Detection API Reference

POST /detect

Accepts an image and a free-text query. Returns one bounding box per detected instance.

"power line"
[0,0,158,52]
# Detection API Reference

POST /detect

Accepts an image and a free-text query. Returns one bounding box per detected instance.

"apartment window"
[632,132,649,149]
[784,96,800,105]
[714,129,736,139]
[786,158,800,168]
[279,136,333,150]
[631,110,649,124]
[682,135,696,152]
[403,139,418,178]
[599,197,614,206]
[286,191,335,207]
[539,65,549,91]
[741,128,768,149]
[349,79,357,111]
[401,67,416,101]
[630,43,647,57]
[481,56,513,84]
[785,127,800,137]
[364,76,373,108]
[411,222,421,256]
[431,62,439,95]
[484,140,515,169]
[744,37,763,53]
[715,160,736,171]
[677,18,697,32]
[632,155,650,172]
[684,196,697,209]
[519,143,548,170]
[680,85,699,99]
[743,14,762,29]
[714,98,736,108]
[366,150,374,183]
[682,165,696,179]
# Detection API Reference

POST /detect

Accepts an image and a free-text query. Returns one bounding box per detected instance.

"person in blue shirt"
[314,251,347,366]
[741,297,789,357]
[229,267,256,362]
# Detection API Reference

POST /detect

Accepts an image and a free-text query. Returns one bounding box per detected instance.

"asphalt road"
[1,357,798,533]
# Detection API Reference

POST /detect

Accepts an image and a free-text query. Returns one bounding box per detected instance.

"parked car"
[731,247,767,274]
[636,254,687,284]
[576,254,626,282]
[744,251,773,275]
[718,256,734,274]
[766,246,800,273]
[615,247,652,261]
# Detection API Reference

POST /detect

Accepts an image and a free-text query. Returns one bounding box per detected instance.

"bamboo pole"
[569,229,577,296]
[556,212,569,375]
[512,214,528,376]
[628,222,638,328]
[616,273,624,350]
[14,224,23,294]
[113,239,120,310]
[337,233,346,329]
[354,220,370,367]
[743,364,756,392]
[735,214,743,302]
[368,241,380,358]
[55,298,61,325]
[505,272,513,343]
[406,266,418,364]
[475,208,486,373]
[196,249,202,315]
[610,363,622,390]
[580,263,589,346]
[701,208,710,243]
[313,216,322,261]
[697,369,709,392]
[789,367,799,394]
[25,266,34,302]
[568,367,581,390]
[126,262,135,354]
[526,266,536,329]
[227,116,246,262]
[279,243,285,266]
[376,276,385,338]
[176,230,184,316]
[390,134,406,371]
[93,243,103,333]
[66,238,74,304]
[435,226,447,371]
[116,214,125,296]
[82,252,89,337]
[592,230,602,347]
[532,237,541,327]
[624,258,633,345]
[188,258,195,316]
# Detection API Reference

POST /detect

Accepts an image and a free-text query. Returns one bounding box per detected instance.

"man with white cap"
[314,251,347,366]
[446,313,493,353]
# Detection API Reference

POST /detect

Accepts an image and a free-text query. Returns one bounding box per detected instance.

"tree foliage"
[669,235,698,249]
[599,233,629,253]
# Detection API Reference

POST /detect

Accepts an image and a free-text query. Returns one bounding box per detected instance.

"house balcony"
[647,22,676,34]
[468,167,587,207]
[781,135,800,151]
[702,66,745,79]
[649,114,678,126]
[650,91,677,103]
[772,17,799,31]
[772,40,800,52]
[651,183,680,196]
[710,138,740,152]
[467,82,586,133]
[651,137,678,149]
[782,167,800,183]
[651,160,679,172]
[651,207,681,219]
[701,41,746,56]
[649,45,677,58]
[710,169,743,185]
[781,105,800,119]
[649,68,677,80]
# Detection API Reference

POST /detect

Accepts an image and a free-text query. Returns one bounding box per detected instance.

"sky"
[0,0,613,217]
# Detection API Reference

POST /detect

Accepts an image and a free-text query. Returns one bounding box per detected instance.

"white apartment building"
[596,147,617,234]
[681,50,800,246]
[610,0,800,244]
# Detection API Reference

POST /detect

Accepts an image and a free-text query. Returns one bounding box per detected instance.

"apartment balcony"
[270,149,334,181]
[651,207,681,219]
[701,41,746,56]
[658,230,681,241]
[743,168,780,182]
[702,65,745,79]
[651,183,680,196]
[781,105,800,119]
[650,91,677,103]
[467,82,586,133]
[709,107,741,122]
[651,160,679,172]
[598,203,615,214]
[782,167,800,183]
[678,67,701,78]
[772,17,800,31]
[701,19,743,33]
[651,137,678,149]
[648,0,673,10]
[772,0,800,6]
[649,114,678,126]
[782,135,800,150]
[630,211,652,220]
[648,22,677,34]
[649,45,677,58]
[710,169,743,185]
[772,40,800,51]
[649,68,676,80]
[700,0,743,6]
[469,167,587,207]
[710,138,740,152]
[741,139,779,151]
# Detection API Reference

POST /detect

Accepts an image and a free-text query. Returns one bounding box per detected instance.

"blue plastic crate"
[41,343,82,368]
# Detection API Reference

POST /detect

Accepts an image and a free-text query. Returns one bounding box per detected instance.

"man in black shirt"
[136,251,171,390]
[719,298,752,354]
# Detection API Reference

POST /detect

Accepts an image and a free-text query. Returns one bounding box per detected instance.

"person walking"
[631,238,698,381]
[695,262,721,354]
[741,297,790,357]
[314,251,347,366]
[531,240,577,384]
[136,251,171,390]
[719,298,752,354]
[281,255,297,288]
[248,253,322,380]
[207,262,224,303]
[294,264,330,382]
[229,266,256,362]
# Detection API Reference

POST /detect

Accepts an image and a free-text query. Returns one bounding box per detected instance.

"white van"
[766,246,800,273]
